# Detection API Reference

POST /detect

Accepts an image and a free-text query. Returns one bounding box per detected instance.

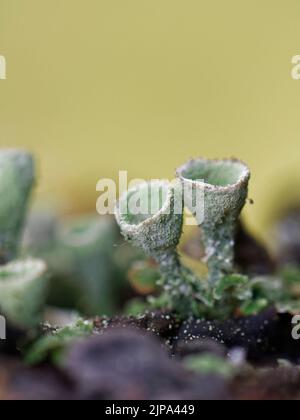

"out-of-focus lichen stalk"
[177,158,250,287]
[57,215,119,316]
[0,150,35,264]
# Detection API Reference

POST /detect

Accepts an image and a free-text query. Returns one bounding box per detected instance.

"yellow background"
[0,1,300,240]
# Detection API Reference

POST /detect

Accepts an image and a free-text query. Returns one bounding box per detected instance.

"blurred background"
[0,0,300,242]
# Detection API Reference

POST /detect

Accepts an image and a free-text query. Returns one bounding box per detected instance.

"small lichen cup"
[115,180,183,274]
[0,149,35,264]
[0,258,48,329]
[177,158,250,287]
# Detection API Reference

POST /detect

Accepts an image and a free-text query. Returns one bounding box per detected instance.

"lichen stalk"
[202,218,236,286]
[0,149,35,264]
[177,158,250,288]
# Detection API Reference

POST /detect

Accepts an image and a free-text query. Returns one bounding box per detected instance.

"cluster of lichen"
[0,150,297,366]
[115,158,300,319]
[1,148,300,335]
[0,150,48,329]
[115,159,251,317]
[0,148,132,331]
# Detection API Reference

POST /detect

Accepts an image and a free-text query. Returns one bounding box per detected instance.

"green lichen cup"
[115,180,183,289]
[0,259,48,329]
[177,158,250,286]
[0,149,35,264]
[115,180,183,257]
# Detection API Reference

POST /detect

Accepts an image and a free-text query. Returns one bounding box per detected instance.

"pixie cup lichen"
[0,259,48,328]
[115,181,205,314]
[177,158,250,287]
[116,181,182,254]
[0,150,35,264]
[115,181,183,277]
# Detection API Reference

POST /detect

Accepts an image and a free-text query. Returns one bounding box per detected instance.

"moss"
[184,354,235,378]
[25,319,94,365]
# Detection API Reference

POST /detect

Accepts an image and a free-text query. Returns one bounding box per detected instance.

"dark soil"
[176,309,300,363]
[0,307,299,400]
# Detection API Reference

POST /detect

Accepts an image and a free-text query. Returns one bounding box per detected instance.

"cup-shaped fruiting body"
[116,180,182,287]
[177,158,250,287]
[116,180,183,256]
[0,259,48,328]
[0,150,35,264]
[115,181,207,315]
